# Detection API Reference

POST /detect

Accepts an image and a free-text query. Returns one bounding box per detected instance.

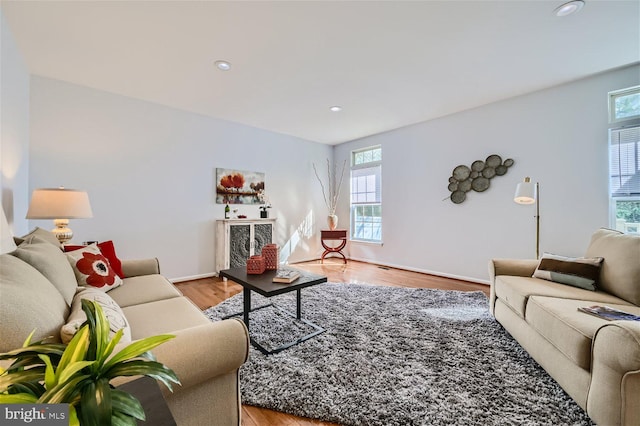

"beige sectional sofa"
[0,229,250,426]
[489,228,640,426]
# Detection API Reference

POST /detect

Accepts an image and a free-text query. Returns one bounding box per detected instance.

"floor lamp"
[514,177,540,259]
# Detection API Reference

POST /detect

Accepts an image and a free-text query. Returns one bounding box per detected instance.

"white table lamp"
[26,187,93,244]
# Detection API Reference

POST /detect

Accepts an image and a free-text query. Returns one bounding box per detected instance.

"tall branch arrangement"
[313,159,347,216]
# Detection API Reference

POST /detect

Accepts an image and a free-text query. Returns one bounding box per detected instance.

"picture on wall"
[216,168,265,204]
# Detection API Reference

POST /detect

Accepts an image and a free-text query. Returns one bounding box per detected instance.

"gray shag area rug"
[204,283,593,426]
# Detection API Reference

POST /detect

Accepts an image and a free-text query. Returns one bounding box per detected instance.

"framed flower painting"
[216,168,265,204]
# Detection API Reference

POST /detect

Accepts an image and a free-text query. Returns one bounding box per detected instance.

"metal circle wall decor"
[450,190,466,204]
[446,155,515,204]
[471,160,485,171]
[452,165,471,181]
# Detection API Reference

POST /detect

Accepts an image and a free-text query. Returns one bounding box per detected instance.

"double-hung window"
[609,86,640,234]
[350,146,382,242]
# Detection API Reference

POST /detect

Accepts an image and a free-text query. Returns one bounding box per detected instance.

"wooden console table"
[320,229,347,263]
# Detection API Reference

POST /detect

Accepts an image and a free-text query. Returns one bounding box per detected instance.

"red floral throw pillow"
[65,244,123,291]
[64,240,124,278]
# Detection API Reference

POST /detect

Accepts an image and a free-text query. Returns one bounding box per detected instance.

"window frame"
[350,146,382,244]
[609,85,640,124]
[608,123,640,234]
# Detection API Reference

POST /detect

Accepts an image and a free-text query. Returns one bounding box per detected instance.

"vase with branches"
[313,159,347,230]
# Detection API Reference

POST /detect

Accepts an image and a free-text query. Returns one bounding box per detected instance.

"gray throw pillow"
[532,252,603,291]
[11,235,78,305]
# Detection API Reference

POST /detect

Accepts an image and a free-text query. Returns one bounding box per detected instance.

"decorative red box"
[261,244,279,270]
[246,255,265,274]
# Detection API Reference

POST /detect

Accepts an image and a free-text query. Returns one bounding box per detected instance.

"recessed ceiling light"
[554,0,585,17]
[214,60,231,71]
[329,106,342,112]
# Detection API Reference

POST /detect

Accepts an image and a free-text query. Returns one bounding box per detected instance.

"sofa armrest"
[121,258,160,277]
[149,319,249,391]
[488,258,539,282]
[488,259,539,315]
[588,321,640,426]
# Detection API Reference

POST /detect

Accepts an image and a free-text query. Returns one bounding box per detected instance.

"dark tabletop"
[219,266,327,297]
[117,376,176,426]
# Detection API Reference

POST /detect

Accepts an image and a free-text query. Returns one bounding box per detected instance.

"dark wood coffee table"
[219,266,327,355]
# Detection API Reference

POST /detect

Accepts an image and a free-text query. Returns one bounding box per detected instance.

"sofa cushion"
[526,297,640,370]
[65,244,123,291]
[494,275,631,318]
[122,297,210,340]
[61,287,132,344]
[584,228,640,305]
[14,227,61,248]
[527,297,600,370]
[0,254,69,351]
[11,236,78,305]
[532,253,603,291]
[108,274,182,308]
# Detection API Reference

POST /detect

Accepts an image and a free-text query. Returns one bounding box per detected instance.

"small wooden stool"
[320,229,347,263]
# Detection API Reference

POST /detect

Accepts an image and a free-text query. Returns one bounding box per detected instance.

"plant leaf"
[104,335,175,370]
[22,329,37,348]
[38,354,56,389]
[83,300,98,361]
[97,328,123,366]
[111,410,137,426]
[57,361,94,385]
[104,360,180,391]
[57,326,89,378]
[39,374,90,404]
[68,405,80,426]
[111,388,145,421]
[0,367,45,391]
[7,382,44,397]
[79,377,111,426]
[0,393,38,403]
[0,343,66,361]
[91,301,110,361]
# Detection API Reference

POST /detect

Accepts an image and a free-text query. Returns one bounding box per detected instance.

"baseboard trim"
[347,256,490,286]
[170,258,490,286]
[170,272,217,283]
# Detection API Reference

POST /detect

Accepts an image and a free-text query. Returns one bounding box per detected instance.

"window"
[609,86,640,123]
[609,126,640,234]
[350,146,382,242]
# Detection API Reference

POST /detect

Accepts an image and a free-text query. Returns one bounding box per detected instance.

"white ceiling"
[2,1,639,145]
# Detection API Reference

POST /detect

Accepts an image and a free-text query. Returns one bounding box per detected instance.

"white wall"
[28,77,333,280]
[334,64,640,283]
[0,10,30,235]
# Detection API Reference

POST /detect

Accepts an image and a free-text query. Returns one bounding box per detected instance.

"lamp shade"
[26,188,93,219]
[514,177,536,205]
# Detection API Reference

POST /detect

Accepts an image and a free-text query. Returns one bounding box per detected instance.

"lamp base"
[51,219,73,245]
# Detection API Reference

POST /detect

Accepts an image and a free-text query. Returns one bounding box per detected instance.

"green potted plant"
[0,300,180,425]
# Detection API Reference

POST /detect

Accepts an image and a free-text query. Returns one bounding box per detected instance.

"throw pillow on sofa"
[532,252,603,291]
[10,235,78,305]
[0,254,69,351]
[60,286,131,344]
[64,240,124,278]
[585,228,640,305]
[66,244,123,291]
[14,227,61,248]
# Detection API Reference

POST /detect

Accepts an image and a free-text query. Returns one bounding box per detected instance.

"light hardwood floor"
[174,260,490,426]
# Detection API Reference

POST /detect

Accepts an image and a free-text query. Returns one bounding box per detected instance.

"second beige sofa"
[489,228,640,426]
